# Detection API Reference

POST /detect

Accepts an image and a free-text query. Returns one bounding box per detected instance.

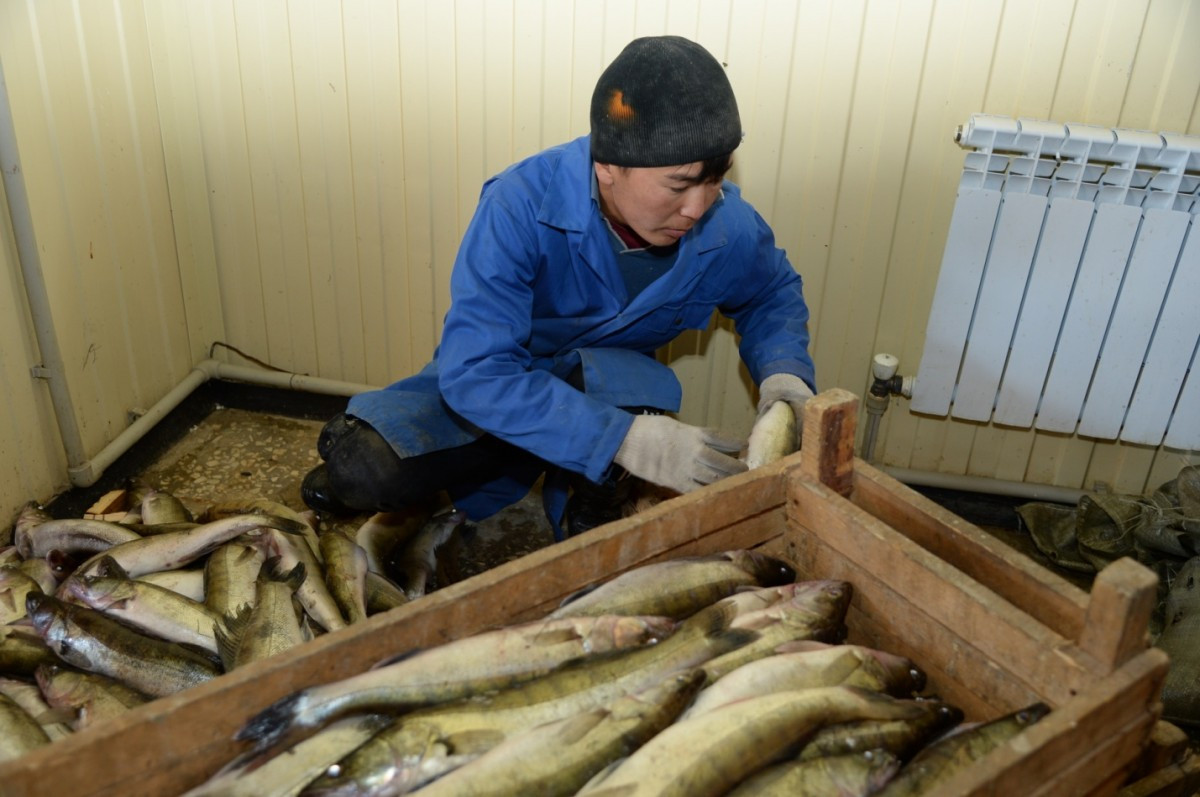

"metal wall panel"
[0,0,1196,524]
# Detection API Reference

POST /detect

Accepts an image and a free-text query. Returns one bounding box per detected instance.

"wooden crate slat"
[788,475,1096,704]
[785,523,1039,718]
[0,389,1168,796]
[934,648,1168,796]
[851,461,1090,642]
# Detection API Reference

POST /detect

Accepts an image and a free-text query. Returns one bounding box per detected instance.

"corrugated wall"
[0,0,1197,525]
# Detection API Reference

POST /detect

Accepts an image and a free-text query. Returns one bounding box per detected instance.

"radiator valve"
[862,353,913,464]
[868,354,913,401]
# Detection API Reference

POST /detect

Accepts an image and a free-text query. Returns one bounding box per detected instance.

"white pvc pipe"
[206,360,379,397]
[0,56,89,475]
[4,51,380,491]
[68,358,379,488]
[880,465,1085,506]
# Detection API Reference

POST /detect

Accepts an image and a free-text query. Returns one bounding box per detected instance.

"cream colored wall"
[0,0,1197,525]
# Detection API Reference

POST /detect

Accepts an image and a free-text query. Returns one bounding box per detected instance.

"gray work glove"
[756,373,815,422]
[614,415,748,494]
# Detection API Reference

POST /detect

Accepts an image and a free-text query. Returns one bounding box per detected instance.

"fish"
[871,702,1052,795]
[0,567,43,625]
[392,508,467,600]
[681,641,924,719]
[795,699,964,762]
[354,503,439,575]
[548,550,797,620]
[0,625,59,676]
[204,540,266,619]
[575,686,933,797]
[10,501,53,555]
[62,557,228,655]
[411,670,707,797]
[237,614,678,749]
[25,591,221,698]
[701,580,852,683]
[263,527,347,632]
[138,566,207,602]
[183,715,394,797]
[215,559,309,670]
[0,691,51,762]
[0,676,74,741]
[291,602,755,793]
[206,497,323,564]
[319,530,369,624]
[0,546,22,567]
[18,557,60,594]
[744,401,798,469]
[364,570,409,614]
[70,513,308,581]
[138,487,194,525]
[718,583,809,619]
[726,749,902,797]
[35,664,150,730]
[19,517,143,561]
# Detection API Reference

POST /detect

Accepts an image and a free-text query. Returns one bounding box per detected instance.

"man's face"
[594,161,724,247]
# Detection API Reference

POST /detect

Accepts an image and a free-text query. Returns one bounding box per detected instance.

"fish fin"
[262,515,309,537]
[261,557,306,592]
[528,627,585,646]
[555,708,608,743]
[370,647,426,670]
[92,555,130,580]
[715,628,760,651]
[773,639,831,654]
[33,706,77,725]
[443,728,507,755]
[234,689,308,747]
[578,757,631,793]
[299,612,315,642]
[555,582,602,609]
[215,603,252,670]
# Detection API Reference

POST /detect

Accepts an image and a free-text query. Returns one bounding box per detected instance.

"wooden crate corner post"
[1078,557,1159,674]
[798,388,859,496]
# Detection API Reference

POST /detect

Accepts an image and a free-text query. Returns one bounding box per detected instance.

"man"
[302,35,815,538]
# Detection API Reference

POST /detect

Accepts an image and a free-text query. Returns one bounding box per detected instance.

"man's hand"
[614,415,747,494]
[756,373,814,423]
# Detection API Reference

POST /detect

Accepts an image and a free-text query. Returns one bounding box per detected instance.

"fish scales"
[744,401,798,469]
[237,614,677,749]
[25,592,221,698]
[412,670,706,797]
[298,603,756,794]
[548,549,796,620]
[576,686,931,797]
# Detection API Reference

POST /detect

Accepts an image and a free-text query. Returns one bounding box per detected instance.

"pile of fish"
[178,550,1052,796]
[0,483,470,763]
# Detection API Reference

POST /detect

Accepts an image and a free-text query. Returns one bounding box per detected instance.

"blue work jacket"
[348,135,814,522]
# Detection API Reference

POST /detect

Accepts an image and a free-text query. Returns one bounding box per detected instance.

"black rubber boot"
[565,471,634,537]
[300,463,357,517]
[316,413,360,460]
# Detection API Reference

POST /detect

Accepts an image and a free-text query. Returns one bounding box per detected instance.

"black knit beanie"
[590,36,742,167]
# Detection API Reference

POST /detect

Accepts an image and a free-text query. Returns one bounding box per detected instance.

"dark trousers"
[319,365,617,516]
[318,413,536,513]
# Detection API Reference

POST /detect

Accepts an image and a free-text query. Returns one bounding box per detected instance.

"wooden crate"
[0,390,1170,796]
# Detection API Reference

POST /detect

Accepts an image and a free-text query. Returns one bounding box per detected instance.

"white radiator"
[912,114,1200,450]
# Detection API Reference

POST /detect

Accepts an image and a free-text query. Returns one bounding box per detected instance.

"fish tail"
[234,690,307,747]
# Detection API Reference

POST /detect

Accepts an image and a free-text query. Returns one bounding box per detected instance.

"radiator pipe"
[862,353,913,464]
[880,465,1085,506]
[859,352,1083,505]
[67,359,378,488]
